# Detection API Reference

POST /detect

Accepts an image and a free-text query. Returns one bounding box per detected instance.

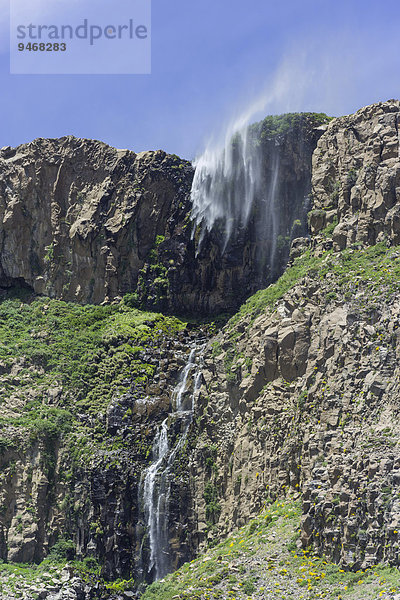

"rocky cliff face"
[0,138,193,306]
[187,251,400,568]
[0,115,324,316]
[310,99,400,248]
[186,100,400,571]
[2,100,400,597]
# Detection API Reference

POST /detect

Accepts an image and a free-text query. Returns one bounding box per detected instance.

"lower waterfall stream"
[139,344,205,582]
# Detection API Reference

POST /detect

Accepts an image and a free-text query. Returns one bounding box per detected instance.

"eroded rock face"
[311,99,400,249]
[0,120,323,315]
[0,138,193,306]
[187,268,400,570]
[184,100,400,571]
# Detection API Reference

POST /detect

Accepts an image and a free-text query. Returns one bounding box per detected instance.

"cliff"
[0,115,324,315]
[185,100,400,569]
[1,101,400,599]
[0,139,193,307]
[310,100,400,249]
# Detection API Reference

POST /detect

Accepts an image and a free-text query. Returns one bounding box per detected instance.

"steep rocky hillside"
[0,101,400,600]
[0,293,204,581]
[186,100,400,571]
[142,498,400,600]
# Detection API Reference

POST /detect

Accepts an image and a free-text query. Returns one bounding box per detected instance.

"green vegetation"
[204,482,221,525]
[346,168,358,187]
[228,248,322,331]
[44,243,55,263]
[231,112,332,155]
[229,242,400,333]
[255,112,332,142]
[276,234,291,250]
[48,538,76,560]
[321,215,339,237]
[0,293,186,454]
[291,218,303,237]
[0,554,136,598]
[297,390,308,411]
[211,340,222,357]
[141,497,400,600]
[223,346,237,384]
[135,234,171,309]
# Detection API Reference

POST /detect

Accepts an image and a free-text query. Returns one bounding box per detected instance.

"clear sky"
[1,0,400,160]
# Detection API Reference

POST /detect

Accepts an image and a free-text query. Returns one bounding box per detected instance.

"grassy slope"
[229,241,400,331]
[1,499,398,599]
[0,294,186,457]
[141,498,400,600]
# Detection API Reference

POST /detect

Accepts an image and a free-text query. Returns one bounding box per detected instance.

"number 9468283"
[18,43,67,52]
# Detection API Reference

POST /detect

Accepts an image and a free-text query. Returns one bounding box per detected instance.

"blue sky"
[1,0,400,159]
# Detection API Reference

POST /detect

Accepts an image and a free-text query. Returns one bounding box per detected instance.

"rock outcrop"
[0,116,324,316]
[310,99,400,249]
[0,138,193,307]
[185,100,400,571]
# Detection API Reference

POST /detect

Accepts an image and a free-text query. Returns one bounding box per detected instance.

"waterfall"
[142,419,169,579]
[190,97,282,256]
[264,152,280,275]
[190,126,263,251]
[140,345,204,582]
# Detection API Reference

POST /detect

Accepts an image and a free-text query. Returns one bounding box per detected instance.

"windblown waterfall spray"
[190,95,281,254]
[190,126,263,250]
